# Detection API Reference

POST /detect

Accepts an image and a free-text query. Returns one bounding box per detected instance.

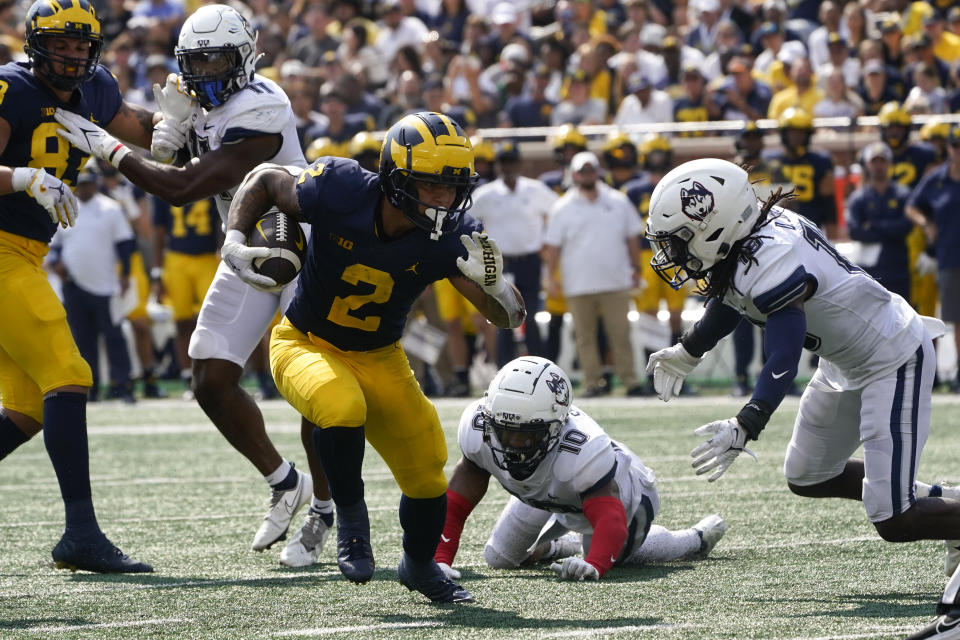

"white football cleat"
[280,511,333,567]
[251,469,312,551]
[905,606,960,640]
[691,513,729,558]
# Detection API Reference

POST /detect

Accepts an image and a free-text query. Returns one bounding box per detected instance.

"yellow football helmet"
[552,124,587,164]
[639,133,673,172]
[878,101,912,150]
[349,131,381,172]
[778,107,813,156]
[379,111,478,240]
[305,137,337,163]
[920,118,949,141]
[25,0,103,91]
[470,136,496,164]
[602,131,638,169]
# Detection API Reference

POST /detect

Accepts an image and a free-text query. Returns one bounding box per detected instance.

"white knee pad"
[483,496,551,569]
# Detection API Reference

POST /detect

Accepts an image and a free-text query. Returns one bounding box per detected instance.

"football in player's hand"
[248,210,307,286]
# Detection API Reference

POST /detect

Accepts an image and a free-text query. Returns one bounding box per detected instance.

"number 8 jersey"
[0,62,121,242]
[723,207,925,389]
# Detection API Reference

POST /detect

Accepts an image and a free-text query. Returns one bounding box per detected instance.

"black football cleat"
[336,535,375,584]
[52,532,153,574]
[905,606,960,640]
[397,554,474,604]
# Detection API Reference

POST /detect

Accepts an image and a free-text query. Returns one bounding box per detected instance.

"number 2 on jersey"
[327,264,396,331]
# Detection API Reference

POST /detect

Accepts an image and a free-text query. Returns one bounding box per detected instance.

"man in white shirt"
[470,142,559,366]
[544,152,645,397]
[49,171,136,404]
[375,0,428,66]
[614,72,674,128]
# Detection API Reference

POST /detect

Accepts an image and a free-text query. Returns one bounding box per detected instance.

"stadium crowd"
[8,0,960,398]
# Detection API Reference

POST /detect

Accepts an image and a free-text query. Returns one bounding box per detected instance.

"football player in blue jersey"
[221,112,525,603]
[0,0,162,573]
[767,107,838,236]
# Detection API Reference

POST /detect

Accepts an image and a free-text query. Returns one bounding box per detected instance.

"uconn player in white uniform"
[642,159,960,634]
[434,357,728,582]
[53,4,331,566]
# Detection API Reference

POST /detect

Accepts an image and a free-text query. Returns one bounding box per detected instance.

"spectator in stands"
[768,57,824,119]
[808,1,842,69]
[375,0,428,64]
[551,69,608,126]
[904,31,953,91]
[711,56,773,121]
[950,6,960,38]
[379,70,423,129]
[814,63,864,118]
[924,11,960,64]
[906,62,950,113]
[289,2,340,67]
[613,71,673,127]
[753,22,787,76]
[840,1,867,54]
[50,171,137,404]
[427,0,470,45]
[337,68,385,122]
[502,63,554,128]
[673,64,711,137]
[486,2,528,53]
[305,82,374,158]
[337,19,382,86]
[686,0,723,55]
[846,142,913,301]
[471,143,558,367]
[859,58,901,116]
[703,19,744,81]
[288,80,326,152]
[545,152,645,397]
[658,32,708,94]
[880,15,905,71]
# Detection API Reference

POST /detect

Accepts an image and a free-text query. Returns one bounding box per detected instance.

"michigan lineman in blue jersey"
[0,0,162,572]
[222,112,525,603]
[644,158,960,622]
[54,4,334,562]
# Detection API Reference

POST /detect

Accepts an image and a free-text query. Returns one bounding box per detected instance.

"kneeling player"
[434,356,728,582]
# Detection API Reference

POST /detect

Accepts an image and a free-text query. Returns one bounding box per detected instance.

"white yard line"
[273,621,442,636]
[22,618,191,632]
[772,627,921,640]
[542,623,694,637]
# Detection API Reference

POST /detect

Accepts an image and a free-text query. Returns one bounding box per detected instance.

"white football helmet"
[481,357,572,479]
[645,158,760,289]
[175,4,259,110]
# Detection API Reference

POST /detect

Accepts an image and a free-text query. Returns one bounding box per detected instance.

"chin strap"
[424,207,445,241]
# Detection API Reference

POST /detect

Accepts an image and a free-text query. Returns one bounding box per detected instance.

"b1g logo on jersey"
[680,181,715,222]
[545,373,570,406]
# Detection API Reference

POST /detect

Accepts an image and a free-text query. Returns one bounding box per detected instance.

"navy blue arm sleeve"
[681,299,743,357]
[115,239,135,276]
[736,305,806,440]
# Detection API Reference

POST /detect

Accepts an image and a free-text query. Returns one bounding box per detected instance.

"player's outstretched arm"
[435,457,491,579]
[451,231,526,329]
[551,480,626,581]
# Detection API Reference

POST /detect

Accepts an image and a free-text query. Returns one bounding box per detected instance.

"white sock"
[628,525,701,563]
[916,481,933,498]
[309,497,333,515]
[264,460,292,487]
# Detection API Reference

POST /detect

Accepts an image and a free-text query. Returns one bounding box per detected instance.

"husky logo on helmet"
[378,111,478,241]
[680,181,715,221]
[544,372,570,406]
[176,4,259,110]
[25,0,103,92]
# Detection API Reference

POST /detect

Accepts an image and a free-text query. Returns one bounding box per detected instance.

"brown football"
[248,210,307,286]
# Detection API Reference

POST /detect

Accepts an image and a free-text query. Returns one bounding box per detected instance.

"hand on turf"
[550,557,599,581]
[11,167,78,228]
[437,562,461,580]
[690,418,757,482]
[221,229,279,291]
[645,342,702,402]
[457,231,506,296]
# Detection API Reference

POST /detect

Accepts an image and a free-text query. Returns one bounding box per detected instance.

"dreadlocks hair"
[697,185,796,302]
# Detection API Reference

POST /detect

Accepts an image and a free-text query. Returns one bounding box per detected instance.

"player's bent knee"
[483,543,522,569]
[873,511,921,543]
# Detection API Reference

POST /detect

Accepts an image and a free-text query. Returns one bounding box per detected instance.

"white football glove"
[457,231,507,296]
[153,73,200,126]
[221,229,280,291]
[550,557,600,582]
[150,118,188,164]
[915,252,938,277]
[645,342,703,402]
[11,167,78,228]
[437,562,461,580]
[690,418,757,482]
[54,109,131,169]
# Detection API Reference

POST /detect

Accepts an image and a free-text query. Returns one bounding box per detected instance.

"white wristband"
[11,167,35,192]
[225,229,246,245]
[107,143,132,169]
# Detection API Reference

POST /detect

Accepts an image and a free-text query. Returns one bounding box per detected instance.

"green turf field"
[1,395,956,639]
